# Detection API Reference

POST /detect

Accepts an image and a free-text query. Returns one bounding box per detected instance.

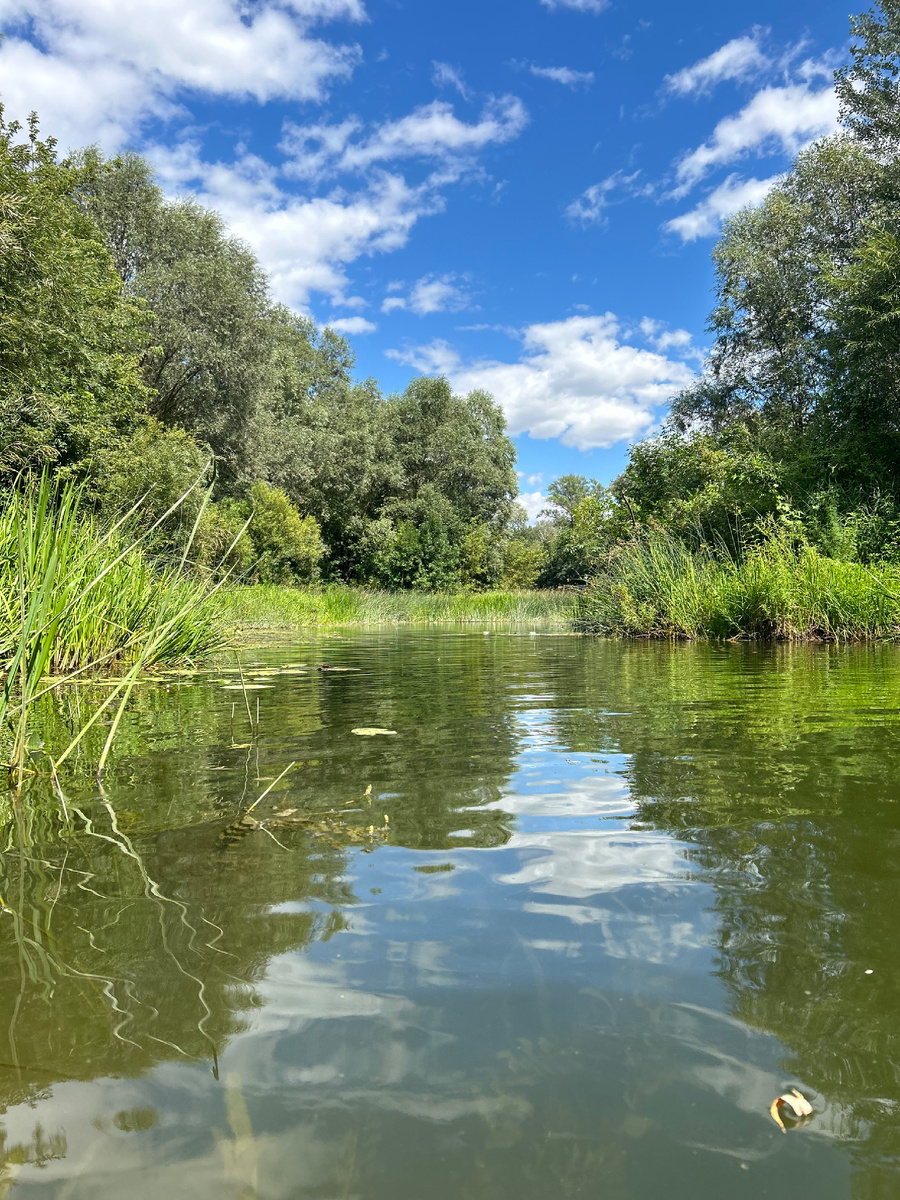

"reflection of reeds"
[222,583,576,629]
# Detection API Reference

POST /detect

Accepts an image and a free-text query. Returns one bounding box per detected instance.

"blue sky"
[1,0,852,512]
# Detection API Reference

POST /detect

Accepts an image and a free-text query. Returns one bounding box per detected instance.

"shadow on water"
[0,632,898,1197]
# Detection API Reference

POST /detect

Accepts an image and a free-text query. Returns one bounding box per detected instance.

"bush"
[244,481,324,584]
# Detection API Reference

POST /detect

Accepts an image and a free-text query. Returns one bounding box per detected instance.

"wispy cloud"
[565,171,639,226]
[282,95,528,178]
[665,31,770,97]
[540,0,608,13]
[432,61,471,100]
[529,64,594,87]
[664,173,781,240]
[382,274,472,315]
[386,338,461,375]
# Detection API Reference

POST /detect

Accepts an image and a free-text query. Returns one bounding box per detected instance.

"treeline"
[1,117,554,591]
[544,0,900,627]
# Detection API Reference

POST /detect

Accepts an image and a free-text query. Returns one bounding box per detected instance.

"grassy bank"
[221,584,577,629]
[575,532,900,640]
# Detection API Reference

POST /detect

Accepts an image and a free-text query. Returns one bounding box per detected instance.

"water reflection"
[2,634,898,1197]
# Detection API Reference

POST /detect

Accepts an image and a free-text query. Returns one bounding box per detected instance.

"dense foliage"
[6,0,900,603]
[568,0,900,626]
[1,129,524,590]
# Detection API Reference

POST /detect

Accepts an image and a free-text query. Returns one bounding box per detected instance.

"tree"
[616,427,786,550]
[823,226,900,492]
[836,0,900,152]
[74,150,274,478]
[0,112,150,478]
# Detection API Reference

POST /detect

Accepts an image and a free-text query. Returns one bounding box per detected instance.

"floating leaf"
[352,728,397,736]
[769,1089,814,1132]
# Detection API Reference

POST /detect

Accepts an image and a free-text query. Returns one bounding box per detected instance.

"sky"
[0,0,854,515]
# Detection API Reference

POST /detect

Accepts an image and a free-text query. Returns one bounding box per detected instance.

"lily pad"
[351,727,397,736]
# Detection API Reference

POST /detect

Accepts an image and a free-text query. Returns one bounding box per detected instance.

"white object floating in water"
[769,1089,814,1132]
[865,968,874,975]
[351,728,397,736]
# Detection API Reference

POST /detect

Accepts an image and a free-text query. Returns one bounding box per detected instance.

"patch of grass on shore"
[575,531,900,640]
[221,584,577,630]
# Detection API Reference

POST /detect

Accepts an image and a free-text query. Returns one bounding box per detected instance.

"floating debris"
[769,1089,814,1132]
[352,728,397,736]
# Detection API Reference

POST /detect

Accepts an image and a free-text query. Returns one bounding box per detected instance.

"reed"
[0,474,225,781]
[575,530,900,640]
[221,584,576,629]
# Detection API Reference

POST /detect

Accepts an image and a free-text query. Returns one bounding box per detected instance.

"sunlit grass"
[221,584,577,629]
[0,473,225,779]
[575,531,900,640]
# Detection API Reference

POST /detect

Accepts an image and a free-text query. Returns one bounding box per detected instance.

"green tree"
[0,113,150,478]
[836,0,900,151]
[74,150,274,478]
[823,227,900,494]
[617,428,786,550]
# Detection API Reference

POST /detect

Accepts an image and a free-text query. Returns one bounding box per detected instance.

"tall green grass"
[575,531,900,640]
[221,584,576,629]
[0,474,225,780]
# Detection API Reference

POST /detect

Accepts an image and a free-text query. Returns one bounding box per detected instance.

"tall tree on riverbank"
[610,0,900,560]
[0,113,150,477]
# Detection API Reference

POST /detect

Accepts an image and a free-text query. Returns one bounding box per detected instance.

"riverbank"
[575,533,900,641]
[221,584,577,630]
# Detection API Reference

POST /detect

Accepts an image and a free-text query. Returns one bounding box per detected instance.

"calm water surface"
[3,632,900,1199]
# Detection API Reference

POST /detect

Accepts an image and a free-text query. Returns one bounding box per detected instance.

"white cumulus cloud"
[517,490,547,522]
[529,64,594,87]
[665,32,770,97]
[327,316,377,334]
[0,0,364,150]
[150,143,440,308]
[382,274,471,315]
[665,173,781,241]
[282,96,528,178]
[673,79,839,193]
[388,315,695,450]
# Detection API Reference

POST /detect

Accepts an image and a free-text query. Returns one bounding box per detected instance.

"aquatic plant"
[0,473,226,782]
[575,529,900,641]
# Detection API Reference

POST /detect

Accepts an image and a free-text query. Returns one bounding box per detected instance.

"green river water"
[2,631,900,1199]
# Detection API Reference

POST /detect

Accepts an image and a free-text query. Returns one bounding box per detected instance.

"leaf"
[352,728,397,736]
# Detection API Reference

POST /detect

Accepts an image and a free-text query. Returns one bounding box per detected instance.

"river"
[2,630,898,1198]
